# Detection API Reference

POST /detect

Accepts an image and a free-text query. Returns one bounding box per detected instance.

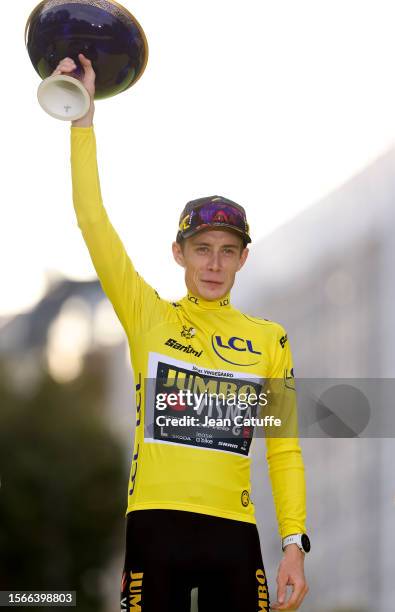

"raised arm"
[53,56,167,336]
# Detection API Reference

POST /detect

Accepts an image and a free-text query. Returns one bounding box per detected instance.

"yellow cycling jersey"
[70,126,306,538]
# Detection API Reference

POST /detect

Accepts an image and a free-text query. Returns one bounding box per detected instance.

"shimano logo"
[218,441,238,449]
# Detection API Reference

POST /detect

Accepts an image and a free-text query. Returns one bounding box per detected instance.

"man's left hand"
[270,544,309,610]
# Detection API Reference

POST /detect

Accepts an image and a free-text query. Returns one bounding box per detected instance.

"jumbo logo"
[129,571,144,611]
[256,568,269,610]
[211,334,262,366]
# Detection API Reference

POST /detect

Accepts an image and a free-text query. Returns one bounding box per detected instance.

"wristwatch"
[282,533,311,553]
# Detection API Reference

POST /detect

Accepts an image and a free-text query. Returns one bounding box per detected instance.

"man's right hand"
[52,54,96,127]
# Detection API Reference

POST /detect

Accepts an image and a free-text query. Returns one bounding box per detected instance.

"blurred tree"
[0,354,127,612]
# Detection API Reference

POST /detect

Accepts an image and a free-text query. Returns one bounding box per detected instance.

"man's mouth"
[201,280,223,286]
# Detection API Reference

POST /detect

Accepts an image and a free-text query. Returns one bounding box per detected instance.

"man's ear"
[172,241,186,267]
[237,247,249,271]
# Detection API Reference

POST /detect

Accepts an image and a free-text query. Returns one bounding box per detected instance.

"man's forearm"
[266,439,307,539]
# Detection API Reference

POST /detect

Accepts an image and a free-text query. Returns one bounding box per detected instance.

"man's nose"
[207,252,221,271]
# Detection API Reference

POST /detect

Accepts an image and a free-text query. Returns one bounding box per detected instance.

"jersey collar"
[181,291,231,311]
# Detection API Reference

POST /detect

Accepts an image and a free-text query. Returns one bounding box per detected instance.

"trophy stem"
[37,74,91,121]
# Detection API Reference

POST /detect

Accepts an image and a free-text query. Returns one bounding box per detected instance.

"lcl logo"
[211,335,262,366]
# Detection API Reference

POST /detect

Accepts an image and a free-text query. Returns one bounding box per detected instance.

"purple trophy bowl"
[25,0,149,120]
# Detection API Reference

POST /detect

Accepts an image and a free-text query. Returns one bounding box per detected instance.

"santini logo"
[211,334,262,366]
[165,338,203,358]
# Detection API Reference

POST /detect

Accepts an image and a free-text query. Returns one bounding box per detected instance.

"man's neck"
[182,290,231,310]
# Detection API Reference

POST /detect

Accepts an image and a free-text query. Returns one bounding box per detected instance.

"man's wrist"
[72,116,94,128]
[282,533,311,554]
[72,104,95,127]
[283,543,305,555]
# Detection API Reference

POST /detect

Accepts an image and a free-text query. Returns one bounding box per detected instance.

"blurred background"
[1,0,395,610]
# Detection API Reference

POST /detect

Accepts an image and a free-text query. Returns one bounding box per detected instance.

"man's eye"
[197,247,208,253]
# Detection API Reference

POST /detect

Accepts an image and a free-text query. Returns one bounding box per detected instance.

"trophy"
[25,0,149,120]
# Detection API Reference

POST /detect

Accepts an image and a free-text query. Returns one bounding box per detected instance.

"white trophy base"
[37,74,91,121]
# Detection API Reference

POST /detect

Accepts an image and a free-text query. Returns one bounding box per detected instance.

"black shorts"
[120,509,270,612]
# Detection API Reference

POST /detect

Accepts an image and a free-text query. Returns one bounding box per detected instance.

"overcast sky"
[2,0,395,316]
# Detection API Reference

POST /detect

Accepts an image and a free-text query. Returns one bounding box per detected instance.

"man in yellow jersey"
[53,54,310,611]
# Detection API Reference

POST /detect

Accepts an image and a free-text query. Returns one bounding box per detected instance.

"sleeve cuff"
[70,126,94,132]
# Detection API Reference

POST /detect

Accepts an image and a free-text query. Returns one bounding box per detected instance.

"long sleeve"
[70,126,170,336]
[264,325,307,539]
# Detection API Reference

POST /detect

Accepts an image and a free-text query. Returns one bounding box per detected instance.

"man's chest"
[134,316,271,375]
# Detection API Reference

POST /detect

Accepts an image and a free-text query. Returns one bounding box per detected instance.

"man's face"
[172,229,249,301]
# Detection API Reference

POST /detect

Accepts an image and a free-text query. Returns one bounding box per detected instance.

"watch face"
[301,533,311,553]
